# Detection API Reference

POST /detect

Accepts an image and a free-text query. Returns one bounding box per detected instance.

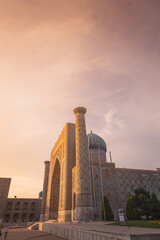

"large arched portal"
[50,159,60,219]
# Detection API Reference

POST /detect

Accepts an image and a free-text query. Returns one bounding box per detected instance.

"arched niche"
[21,213,27,222]
[13,213,19,222]
[15,202,21,211]
[5,214,11,223]
[30,202,36,211]
[50,158,61,219]
[7,202,13,211]
[29,213,34,222]
[22,202,29,210]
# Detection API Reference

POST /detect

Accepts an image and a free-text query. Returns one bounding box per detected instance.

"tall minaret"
[73,107,94,221]
[40,160,50,221]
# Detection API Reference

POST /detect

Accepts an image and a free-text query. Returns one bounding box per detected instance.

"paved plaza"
[0,228,68,240]
[2,223,160,240]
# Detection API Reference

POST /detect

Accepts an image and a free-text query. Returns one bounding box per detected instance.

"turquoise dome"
[87,132,107,152]
[39,191,43,198]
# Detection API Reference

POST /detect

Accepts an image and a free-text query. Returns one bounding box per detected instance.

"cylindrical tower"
[40,160,50,221]
[73,107,94,221]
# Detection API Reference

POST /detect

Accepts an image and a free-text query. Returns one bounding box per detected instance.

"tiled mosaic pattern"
[45,123,75,222]
[116,168,160,210]
[4,198,41,223]
[43,107,160,222]
[74,107,93,221]
[41,161,50,216]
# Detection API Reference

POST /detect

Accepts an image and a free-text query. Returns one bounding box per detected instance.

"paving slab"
[0,228,68,240]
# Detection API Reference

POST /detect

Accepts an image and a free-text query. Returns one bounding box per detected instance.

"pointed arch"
[50,158,61,219]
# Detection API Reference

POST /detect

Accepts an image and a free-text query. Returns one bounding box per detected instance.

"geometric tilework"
[43,107,160,223]
[74,107,93,221]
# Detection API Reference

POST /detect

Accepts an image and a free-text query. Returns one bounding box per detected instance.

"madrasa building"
[40,107,160,222]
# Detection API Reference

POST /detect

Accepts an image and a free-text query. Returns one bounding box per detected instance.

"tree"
[101,196,114,221]
[150,193,160,219]
[126,193,140,220]
[126,188,160,220]
[134,188,151,219]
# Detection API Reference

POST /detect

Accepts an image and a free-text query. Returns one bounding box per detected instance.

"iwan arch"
[40,107,160,222]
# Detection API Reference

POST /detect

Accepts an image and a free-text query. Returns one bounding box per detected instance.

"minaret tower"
[40,160,50,221]
[73,107,94,221]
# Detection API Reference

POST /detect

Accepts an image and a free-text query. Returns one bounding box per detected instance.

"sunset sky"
[0,0,160,198]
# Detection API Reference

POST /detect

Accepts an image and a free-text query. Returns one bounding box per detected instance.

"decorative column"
[40,161,50,221]
[73,107,94,221]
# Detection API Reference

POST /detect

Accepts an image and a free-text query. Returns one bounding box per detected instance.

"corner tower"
[73,107,94,221]
[40,161,50,221]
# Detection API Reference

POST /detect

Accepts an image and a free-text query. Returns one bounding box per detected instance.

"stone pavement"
[0,228,68,240]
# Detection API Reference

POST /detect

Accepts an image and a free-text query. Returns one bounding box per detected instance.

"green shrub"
[126,193,140,220]
[126,188,160,220]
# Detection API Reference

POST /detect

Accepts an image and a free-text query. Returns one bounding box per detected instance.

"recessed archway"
[21,213,27,222]
[50,158,60,219]
[7,202,13,211]
[30,202,36,211]
[15,202,21,211]
[29,213,34,222]
[5,214,11,223]
[13,214,19,222]
[22,202,29,210]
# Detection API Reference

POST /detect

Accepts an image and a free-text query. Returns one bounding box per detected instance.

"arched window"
[7,202,13,211]
[22,202,29,210]
[13,214,19,222]
[15,202,21,210]
[5,214,11,223]
[30,202,36,211]
[21,213,27,222]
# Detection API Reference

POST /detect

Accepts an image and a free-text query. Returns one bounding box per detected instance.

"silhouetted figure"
[0,225,2,238]
[4,226,8,239]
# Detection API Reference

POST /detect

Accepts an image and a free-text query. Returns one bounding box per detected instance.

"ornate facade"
[0,178,42,224]
[4,197,41,223]
[40,107,160,222]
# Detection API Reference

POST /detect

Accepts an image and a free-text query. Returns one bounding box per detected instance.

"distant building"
[40,107,160,222]
[0,178,11,223]
[4,197,42,223]
[0,177,42,224]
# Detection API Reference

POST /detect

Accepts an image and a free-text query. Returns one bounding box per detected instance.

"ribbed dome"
[87,132,107,152]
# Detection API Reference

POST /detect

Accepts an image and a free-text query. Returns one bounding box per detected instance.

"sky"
[0,0,160,198]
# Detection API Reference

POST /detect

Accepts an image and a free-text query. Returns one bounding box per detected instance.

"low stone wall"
[3,221,34,227]
[38,222,160,240]
[39,223,131,240]
[131,235,160,240]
